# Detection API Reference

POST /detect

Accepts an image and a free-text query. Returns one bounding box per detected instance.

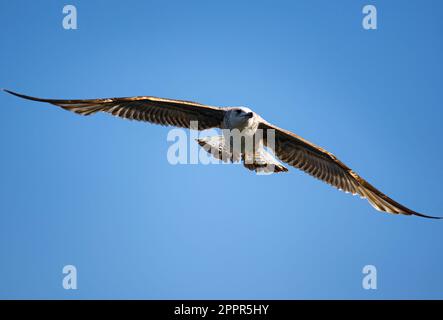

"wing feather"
[259,121,440,219]
[4,89,226,130]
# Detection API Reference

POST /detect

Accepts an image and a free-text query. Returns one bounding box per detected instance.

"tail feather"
[197,136,288,174]
[243,148,289,174]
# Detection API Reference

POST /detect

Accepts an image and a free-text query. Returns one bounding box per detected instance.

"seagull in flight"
[3,89,440,219]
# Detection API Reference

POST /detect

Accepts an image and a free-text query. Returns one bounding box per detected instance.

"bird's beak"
[245,112,254,119]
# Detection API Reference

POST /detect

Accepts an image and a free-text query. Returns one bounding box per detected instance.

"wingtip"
[3,89,20,96]
[413,212,442,220]
[2,89,47,102]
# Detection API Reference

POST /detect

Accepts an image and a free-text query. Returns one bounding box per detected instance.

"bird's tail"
[197,136,288,173]
[242,148,288,174]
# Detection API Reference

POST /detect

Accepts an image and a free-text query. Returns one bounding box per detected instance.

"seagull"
[3,89,440,219]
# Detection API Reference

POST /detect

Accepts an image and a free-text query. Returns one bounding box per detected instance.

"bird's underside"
[196,135,289,173]
[3,89,440,219]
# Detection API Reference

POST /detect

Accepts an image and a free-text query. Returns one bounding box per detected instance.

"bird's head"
[228,107,255,128]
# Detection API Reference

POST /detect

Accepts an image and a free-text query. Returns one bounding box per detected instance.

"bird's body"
[199,107,287,173]
[3,89,440,219]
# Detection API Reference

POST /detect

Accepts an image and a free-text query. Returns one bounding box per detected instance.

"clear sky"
[0,0,442,299]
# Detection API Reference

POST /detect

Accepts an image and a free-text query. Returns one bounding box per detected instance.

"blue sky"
[0,0,442,299]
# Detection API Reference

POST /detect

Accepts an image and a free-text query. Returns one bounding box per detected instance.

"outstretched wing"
[4,89,226,130]
[259,121,440,219]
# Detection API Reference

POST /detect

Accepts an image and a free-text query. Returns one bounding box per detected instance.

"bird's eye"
[236,110,241,114]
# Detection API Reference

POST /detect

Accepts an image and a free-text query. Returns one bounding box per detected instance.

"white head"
[227,107,255,129]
